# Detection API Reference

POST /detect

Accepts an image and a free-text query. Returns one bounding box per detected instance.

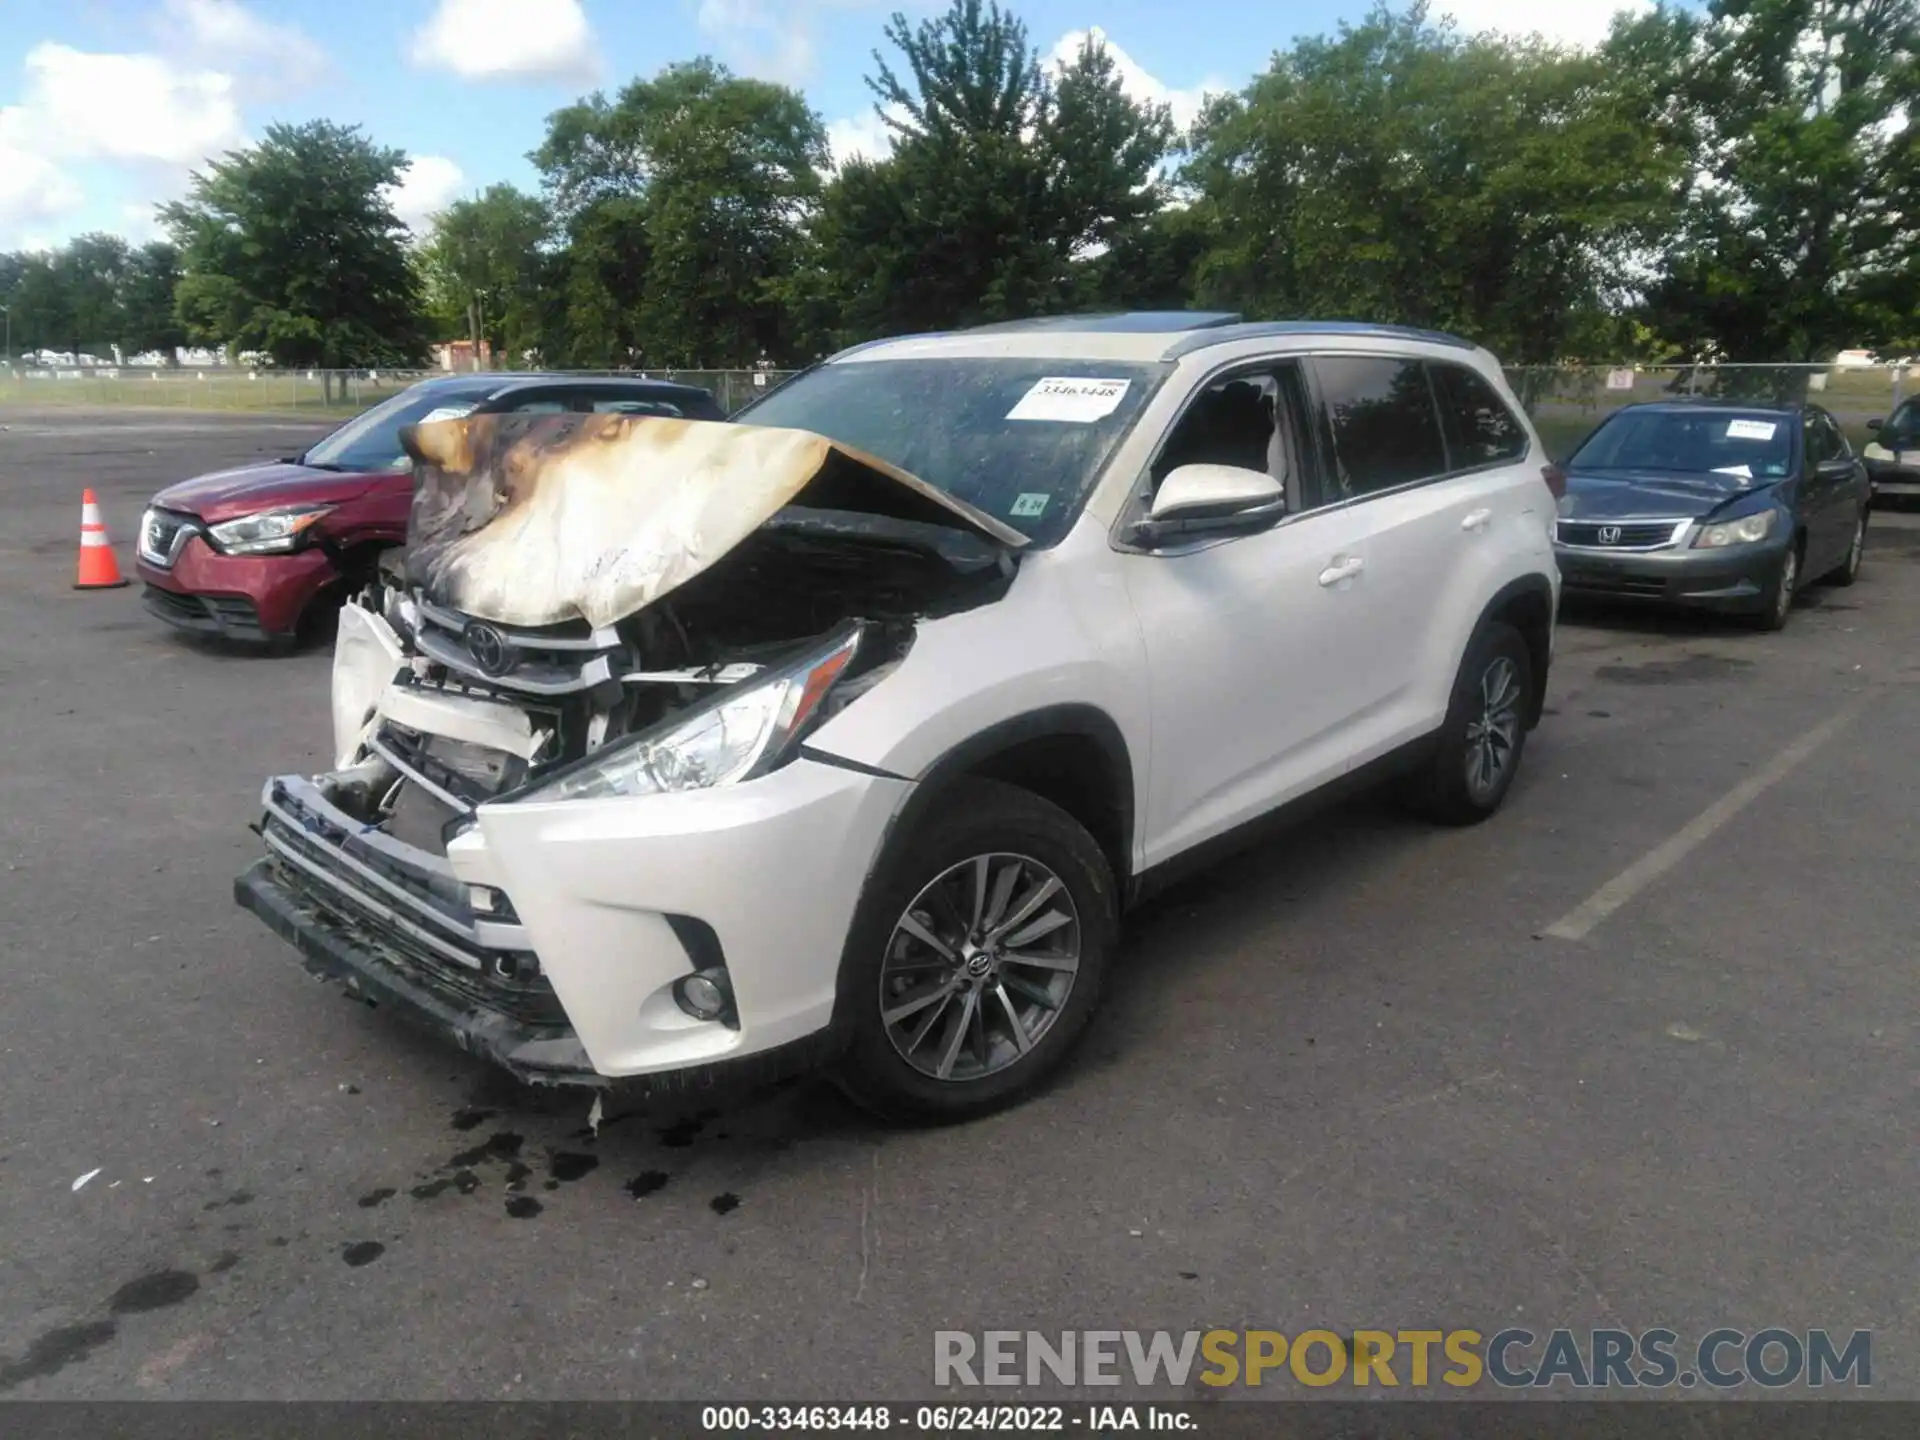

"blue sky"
[0,0,1641,250]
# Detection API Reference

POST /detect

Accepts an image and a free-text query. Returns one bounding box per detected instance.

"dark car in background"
[1552,400,1872,631]
[135,373,725,649]
[1863,397,1920,505]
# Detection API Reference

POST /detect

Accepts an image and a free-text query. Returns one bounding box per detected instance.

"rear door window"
[1431,363,1528,470]
[1312,356,1448,498]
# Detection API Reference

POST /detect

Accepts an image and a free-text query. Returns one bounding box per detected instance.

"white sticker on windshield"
[418,404,478,425]
[1010,492,1050,518]
[1725,419,1777,441]
[1713,464,1752,478]
[1006,377,1131,423]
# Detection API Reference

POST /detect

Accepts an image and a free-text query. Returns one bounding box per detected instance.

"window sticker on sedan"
[1712,464,1753,480]
[1725,419,1778,441]
[1010,492,1050,517]
[1006,377,1131,423]
[419,404,479,425]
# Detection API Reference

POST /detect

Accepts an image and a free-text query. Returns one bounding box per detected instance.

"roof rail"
[959,311,1244,336]
[1162,320,1477,359]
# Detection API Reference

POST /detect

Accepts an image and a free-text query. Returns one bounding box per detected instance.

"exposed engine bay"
[317,411,1022,850]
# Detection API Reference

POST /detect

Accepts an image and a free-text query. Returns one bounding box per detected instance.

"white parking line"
[1541,694,1873,942]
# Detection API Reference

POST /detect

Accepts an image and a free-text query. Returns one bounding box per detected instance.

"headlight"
[206,505,334,555]
[517,627,863,803]
[1692,510,1777,548]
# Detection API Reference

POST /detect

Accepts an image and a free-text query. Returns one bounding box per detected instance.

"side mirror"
[1815,458,1857,482]
[1866,417,1882,432]
[1137,463,1285,542]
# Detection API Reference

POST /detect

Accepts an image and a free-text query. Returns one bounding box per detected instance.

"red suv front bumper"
[136,534,340,642]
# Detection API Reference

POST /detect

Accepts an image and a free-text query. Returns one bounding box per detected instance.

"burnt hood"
[399,412,1028,630]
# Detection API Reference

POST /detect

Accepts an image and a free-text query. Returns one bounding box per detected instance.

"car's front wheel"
[1752,542,1800,631]
[833,779,1117,1124]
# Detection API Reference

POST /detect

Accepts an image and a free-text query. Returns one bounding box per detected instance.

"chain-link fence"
[1503,363,1912,460]
[4,359,1912,452]
[0,365,800,416]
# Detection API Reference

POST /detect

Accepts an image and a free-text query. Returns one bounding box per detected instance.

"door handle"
[1318,556,1365,587]
[1461,508,1493,532]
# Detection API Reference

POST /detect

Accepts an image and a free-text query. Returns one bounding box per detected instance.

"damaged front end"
[235,412,1019,1087]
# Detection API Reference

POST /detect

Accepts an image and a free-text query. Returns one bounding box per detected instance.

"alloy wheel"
[1849,518,1866,574]
[1775,549,1799,622]
[1462,655,1522,801]
[878,853,1081,1082]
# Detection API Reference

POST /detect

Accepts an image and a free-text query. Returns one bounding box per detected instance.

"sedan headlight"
[1692,510,1777,548]
[206,505,334,555]
[518,627,863,803]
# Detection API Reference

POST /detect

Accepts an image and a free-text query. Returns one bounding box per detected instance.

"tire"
[831,778,1118,1125]
[1751,541,1800,631]
[1824,509,1867,586]
[1404,621,1534,827]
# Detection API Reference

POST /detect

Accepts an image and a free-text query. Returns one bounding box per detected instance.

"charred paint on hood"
[399,412,1027,630]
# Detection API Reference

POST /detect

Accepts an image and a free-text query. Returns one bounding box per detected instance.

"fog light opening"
[672,967,735,1023]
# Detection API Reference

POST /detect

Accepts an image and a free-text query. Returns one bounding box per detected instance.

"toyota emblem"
[463,622,514,676]
[1597,525,1623,545]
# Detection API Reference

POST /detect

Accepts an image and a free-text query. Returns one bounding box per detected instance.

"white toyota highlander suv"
[236,312,1561,1122]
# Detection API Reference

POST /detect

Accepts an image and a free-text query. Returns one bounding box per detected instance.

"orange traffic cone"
[75,489,130,590]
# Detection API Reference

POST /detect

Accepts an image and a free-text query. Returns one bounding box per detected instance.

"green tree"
[533,58,827,366]
[51,234,131,356]
[121,242,186,360]
[162,121,427,382]
[1643,0,1920,364]
[813,0,1175,341]
[1183,4,1687,363]
[0,251,70,357]
[419,184,552,364]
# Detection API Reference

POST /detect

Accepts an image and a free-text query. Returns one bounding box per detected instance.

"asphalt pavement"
[3,410,1918,1401]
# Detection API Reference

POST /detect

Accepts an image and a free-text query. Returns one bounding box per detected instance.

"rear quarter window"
[1431,362,1528,469]
[1314,355,1449,497]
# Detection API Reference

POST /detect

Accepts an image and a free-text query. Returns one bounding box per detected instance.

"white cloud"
[10,42,244,168]
[161,0,328,96]
[410,0,600,85]
[825,104,907,168]
[696,0,818,85]
[386,155,466,231]
[1432,0,1652,49]
[1049,27,1231,134]
[0,108,85,235]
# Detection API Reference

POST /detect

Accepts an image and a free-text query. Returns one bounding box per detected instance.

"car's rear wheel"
[1404,621,1534,826]
[1825,511,1867,587]
[1752,542,1800,630]
[832,779,1117,1124]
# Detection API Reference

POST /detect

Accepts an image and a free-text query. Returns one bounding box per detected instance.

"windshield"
[732,357,1169,544]
[1570,409,1794,481]
[303,381,501,472]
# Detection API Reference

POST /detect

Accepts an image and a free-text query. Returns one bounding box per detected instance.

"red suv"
[136,373,725,648]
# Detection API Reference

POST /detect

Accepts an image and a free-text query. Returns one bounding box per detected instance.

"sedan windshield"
[302,381,501,472]
[732,358,1169,544]
[1570,410,1794,481]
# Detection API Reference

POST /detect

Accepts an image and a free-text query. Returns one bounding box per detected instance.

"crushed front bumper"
[236,758,912,1090]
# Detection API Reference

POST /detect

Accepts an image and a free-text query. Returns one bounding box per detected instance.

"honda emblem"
[1597,525,1623,545]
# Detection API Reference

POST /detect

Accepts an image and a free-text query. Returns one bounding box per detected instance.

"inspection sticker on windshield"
[419,404,478,424]
[1010,493,1050,518]
[1725,419,1777,441]
[1006,377,1131,423]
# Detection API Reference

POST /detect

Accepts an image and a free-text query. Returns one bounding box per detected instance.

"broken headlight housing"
[207,504,334,556]
[515,626,862,803]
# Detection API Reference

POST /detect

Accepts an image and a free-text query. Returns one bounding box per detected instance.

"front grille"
[1555,519,1687,550]
[140,586,264,639]
[139,507,198,567]
[1561,569,1667,597]
[404,593,626,697]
